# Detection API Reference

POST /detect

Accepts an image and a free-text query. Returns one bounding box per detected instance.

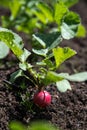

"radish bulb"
[33,90,51,107]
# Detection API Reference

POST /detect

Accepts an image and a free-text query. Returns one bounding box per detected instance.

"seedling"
[0,0,86,36]
[0,1,86,60]
[0,1,87,108]
[0,27,87,108]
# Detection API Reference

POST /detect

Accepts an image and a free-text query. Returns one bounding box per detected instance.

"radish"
[33,90,51,107]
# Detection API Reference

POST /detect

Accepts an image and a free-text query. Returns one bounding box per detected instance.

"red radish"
[33,90,51,107]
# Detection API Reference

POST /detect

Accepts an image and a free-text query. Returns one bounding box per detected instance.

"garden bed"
[0,0,87,130]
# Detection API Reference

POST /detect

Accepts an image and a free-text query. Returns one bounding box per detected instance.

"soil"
[0,0,87,130]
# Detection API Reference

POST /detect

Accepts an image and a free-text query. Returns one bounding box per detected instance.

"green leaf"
[33,32,62,50]
[76,24,86,38]
[32,10,47,24]
[0,41,9,59]
[0,28,31,62]
[42,0,57,7]
[61,22,76,39]
[19,63,27,71]
[54,2,68,25]
[43,58,55,69]
[32,48,48,57]
[49,35,62,51]
[10,69,24,83]
[10,68,33,85]
[19,48,31,62]
[42,71,64,86]
[59,72,87,82]
[9,121,26,130]
[0,27,24,61]
[19,62,32,71]
[53,47,76,68]
[9,0,22,19]
[56,79,71,92]
[1,16,11,28]
[36,2,53,22]
[61,11,80,39]
[63,11,80,25]
[61,0,79,8]
[33,34,46,48]
[36,58,55,70]
[17,18,41,33]
[30,121,57,130]
[9,121,58,130]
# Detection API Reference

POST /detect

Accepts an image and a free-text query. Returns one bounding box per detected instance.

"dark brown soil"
[0,0,87,130]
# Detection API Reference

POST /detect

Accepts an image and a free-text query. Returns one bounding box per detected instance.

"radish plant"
[0,0,86,36]
[0,1,87,108]
[0,0,86,60]
[0,27,87,108]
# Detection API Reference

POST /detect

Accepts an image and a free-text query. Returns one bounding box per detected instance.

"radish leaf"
[53,47,76,68]
[59,72,87,82]
[56,79,71,92]
[61,12,80,39]
[0,41,9,59]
